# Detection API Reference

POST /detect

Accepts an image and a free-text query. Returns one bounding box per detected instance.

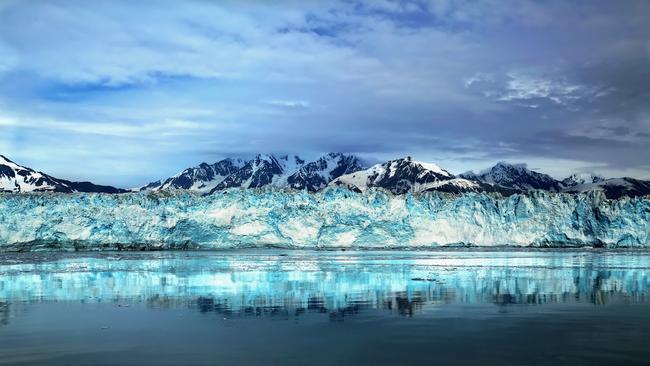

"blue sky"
[1,0,649,187]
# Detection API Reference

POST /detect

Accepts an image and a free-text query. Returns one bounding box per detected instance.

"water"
[1,249,649,365]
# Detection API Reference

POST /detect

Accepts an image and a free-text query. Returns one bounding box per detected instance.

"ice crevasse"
[0,187,648,251]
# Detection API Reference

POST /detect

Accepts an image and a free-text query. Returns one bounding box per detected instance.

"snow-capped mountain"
[330,156,461,194]
[0,155,126,193]
[142,153,366,194]
[140,158,245,193]
[210,154,305,192]
[561,177,650,199]
[5,152,648,198]
[460,162,562,192]
[286,153,366,192]
[330,157,520,195]
[561,173,606,187]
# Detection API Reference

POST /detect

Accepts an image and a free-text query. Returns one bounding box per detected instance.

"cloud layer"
[1,0,649,186]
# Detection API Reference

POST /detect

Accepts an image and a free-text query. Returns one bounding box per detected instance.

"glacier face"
[0,188,648,251]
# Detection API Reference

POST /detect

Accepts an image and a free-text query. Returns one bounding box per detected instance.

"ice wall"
[0,187,648,251]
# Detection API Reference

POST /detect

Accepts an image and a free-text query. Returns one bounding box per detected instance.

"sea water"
[1,249,649,365]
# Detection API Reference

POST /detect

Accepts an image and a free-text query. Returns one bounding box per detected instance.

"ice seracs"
[1,187,648,250]
[0,154,126,193]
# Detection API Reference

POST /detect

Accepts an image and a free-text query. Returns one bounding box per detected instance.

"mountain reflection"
[0,251,649,321]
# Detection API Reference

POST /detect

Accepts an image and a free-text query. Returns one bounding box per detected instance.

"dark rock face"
[0,164,15,178]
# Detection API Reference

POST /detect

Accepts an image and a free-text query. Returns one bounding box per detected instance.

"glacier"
[0,187,648,251]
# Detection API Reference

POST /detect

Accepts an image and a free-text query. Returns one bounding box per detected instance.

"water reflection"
[0,250,649,322]
[0,302,8,326]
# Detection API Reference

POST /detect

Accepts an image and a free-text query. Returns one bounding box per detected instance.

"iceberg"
[0,187,648,251]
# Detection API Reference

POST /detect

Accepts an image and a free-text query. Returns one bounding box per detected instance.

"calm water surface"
[0,249,649,365]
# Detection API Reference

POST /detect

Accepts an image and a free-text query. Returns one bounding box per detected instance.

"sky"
[0,0,649,188]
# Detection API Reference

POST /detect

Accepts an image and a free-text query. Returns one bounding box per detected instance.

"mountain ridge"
[2,153,649,198]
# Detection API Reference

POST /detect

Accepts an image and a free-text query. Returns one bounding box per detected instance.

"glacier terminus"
[0,187,648,251]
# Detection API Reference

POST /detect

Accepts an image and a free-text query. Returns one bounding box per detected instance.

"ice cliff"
[0,187,648,251]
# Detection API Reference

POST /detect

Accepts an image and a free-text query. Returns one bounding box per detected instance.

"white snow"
[331,158,456,193]
[0,156,58,192]
[415,161,452,177]
[331,163,385,192]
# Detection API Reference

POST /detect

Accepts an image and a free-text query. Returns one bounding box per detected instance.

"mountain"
[140,158,245,193]
[142,153,366,194]
[210,154,305,192]
[5,152,648,198]
[561,173,605,187]
[330,156,461,194]
[330,157,520,195]
[460,163,650,198]
[285,153,366,192]
[561,177,650,199]
[460,162,562,192]
[0,155,126,193]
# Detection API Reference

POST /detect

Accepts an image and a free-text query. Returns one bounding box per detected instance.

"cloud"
[0,0,649,185]
[265,100,311,108]
[466,72,604,107]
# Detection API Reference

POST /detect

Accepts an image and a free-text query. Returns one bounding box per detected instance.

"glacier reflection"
[1,250,649,319]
